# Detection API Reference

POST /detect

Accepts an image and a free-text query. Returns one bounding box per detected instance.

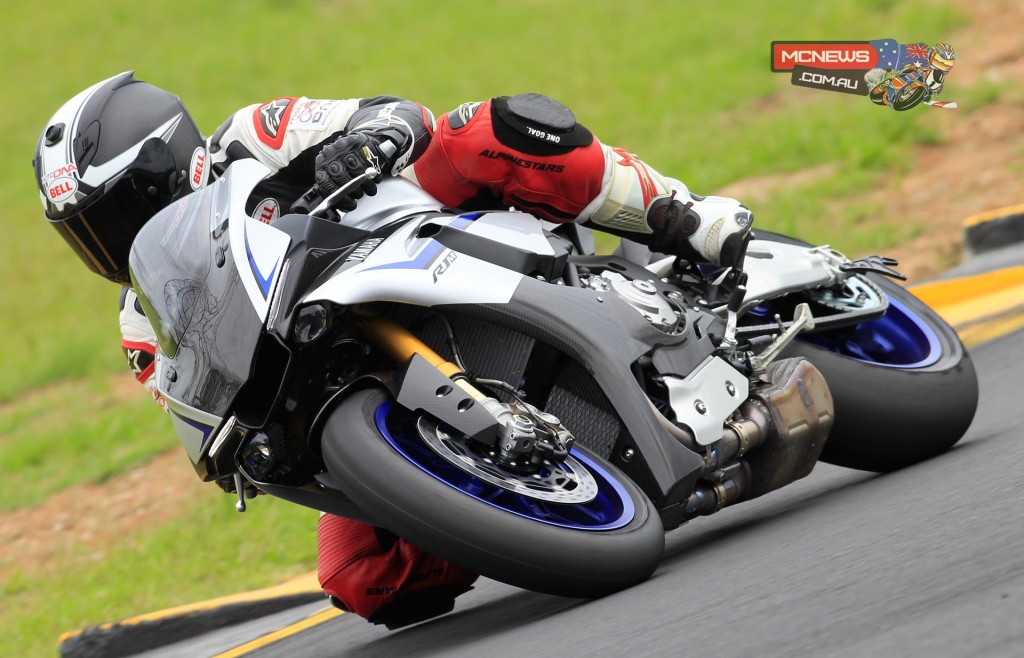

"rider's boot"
[317,514,478,629]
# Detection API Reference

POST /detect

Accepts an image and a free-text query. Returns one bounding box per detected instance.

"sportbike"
[129,160,977,598]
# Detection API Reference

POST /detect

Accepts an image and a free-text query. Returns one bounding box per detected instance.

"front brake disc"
[416,416,599,503]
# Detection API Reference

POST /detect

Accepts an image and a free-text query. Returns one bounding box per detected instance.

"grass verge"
[2,488,318,657]
[0,376,172,512]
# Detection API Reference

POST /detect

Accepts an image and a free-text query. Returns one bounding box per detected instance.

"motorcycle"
[128,160,978,598]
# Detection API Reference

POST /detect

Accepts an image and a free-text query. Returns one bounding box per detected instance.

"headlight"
[293,303,330,343]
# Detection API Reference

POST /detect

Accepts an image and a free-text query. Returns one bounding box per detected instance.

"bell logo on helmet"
[47,176,78,203]
[190,147,207,190]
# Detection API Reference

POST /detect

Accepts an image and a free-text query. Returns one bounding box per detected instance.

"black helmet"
[33,71,207,285]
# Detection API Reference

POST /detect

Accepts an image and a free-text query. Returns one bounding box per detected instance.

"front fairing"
[129,162,281,465]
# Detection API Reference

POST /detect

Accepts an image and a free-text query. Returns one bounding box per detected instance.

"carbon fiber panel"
[293,247,347,298]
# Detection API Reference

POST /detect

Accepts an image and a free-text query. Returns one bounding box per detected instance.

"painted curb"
[58,573,324,658]
[963,204,1024,256]
[911,265,1024,347]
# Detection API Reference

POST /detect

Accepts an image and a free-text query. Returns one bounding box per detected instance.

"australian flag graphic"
[871,39,932,69]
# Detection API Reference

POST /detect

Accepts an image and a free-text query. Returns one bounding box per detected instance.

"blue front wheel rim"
[374,402,636,531]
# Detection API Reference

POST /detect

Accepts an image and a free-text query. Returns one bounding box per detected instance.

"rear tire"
[759,231,979,471]
[322,388,665,598]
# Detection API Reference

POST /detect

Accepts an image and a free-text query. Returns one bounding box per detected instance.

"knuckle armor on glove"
[313,133,387,210]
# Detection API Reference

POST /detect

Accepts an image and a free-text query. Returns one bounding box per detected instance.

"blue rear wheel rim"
[801,296,942,368]
[375,402,636,531]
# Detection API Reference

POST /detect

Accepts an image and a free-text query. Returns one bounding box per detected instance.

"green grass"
[959,78,1011,112]
[2,489,318,658]
[0,375,173,511]
[751,166,927,255]
[0,0,994,652]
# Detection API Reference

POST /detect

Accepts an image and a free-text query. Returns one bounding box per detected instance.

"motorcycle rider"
[921,42,956,98]
[35,76,752,628]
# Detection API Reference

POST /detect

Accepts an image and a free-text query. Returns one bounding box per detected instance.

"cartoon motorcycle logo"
[869,65,931,111]
[868,43,956,112]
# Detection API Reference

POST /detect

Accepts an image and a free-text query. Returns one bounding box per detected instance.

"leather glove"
[312,133,386,211]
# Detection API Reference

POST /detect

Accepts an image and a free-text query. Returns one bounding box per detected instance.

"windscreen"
[129,179,264,420]
[130,191,213,356]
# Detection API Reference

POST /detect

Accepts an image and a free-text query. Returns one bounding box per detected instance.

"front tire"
[322,388,665,598]
[894,82,928,111]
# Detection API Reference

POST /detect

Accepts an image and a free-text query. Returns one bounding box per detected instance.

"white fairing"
[225,160,292,321]
[162,388,223,463]
[735,241,849,311]
[647,239,867,314]
[303,212,536,307]
[464,212,557,257]
[335,176,444,230]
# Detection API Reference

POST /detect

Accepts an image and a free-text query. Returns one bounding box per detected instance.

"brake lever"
[300,167,380,221]
[839,255,907,281]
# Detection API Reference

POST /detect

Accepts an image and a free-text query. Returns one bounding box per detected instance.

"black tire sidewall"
[322,388,665,598]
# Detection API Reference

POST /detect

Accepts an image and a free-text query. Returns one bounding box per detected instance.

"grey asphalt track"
[161,325,1023,658]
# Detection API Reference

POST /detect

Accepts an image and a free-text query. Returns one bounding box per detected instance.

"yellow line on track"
[210,606,344,658]
[956,308,1024,348]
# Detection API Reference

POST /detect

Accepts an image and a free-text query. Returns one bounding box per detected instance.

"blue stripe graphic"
[244,224,278,299]
[363,239,445,272]
[169,408,215,448]
[362,214,479,272]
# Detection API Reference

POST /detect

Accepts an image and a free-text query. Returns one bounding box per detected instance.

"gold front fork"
[358,316,488,402]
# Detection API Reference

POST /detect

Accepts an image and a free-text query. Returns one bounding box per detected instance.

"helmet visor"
[931,53,954,72]
[47,138,179,284]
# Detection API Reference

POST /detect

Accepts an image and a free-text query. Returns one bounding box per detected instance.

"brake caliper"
[494,402,576,468]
